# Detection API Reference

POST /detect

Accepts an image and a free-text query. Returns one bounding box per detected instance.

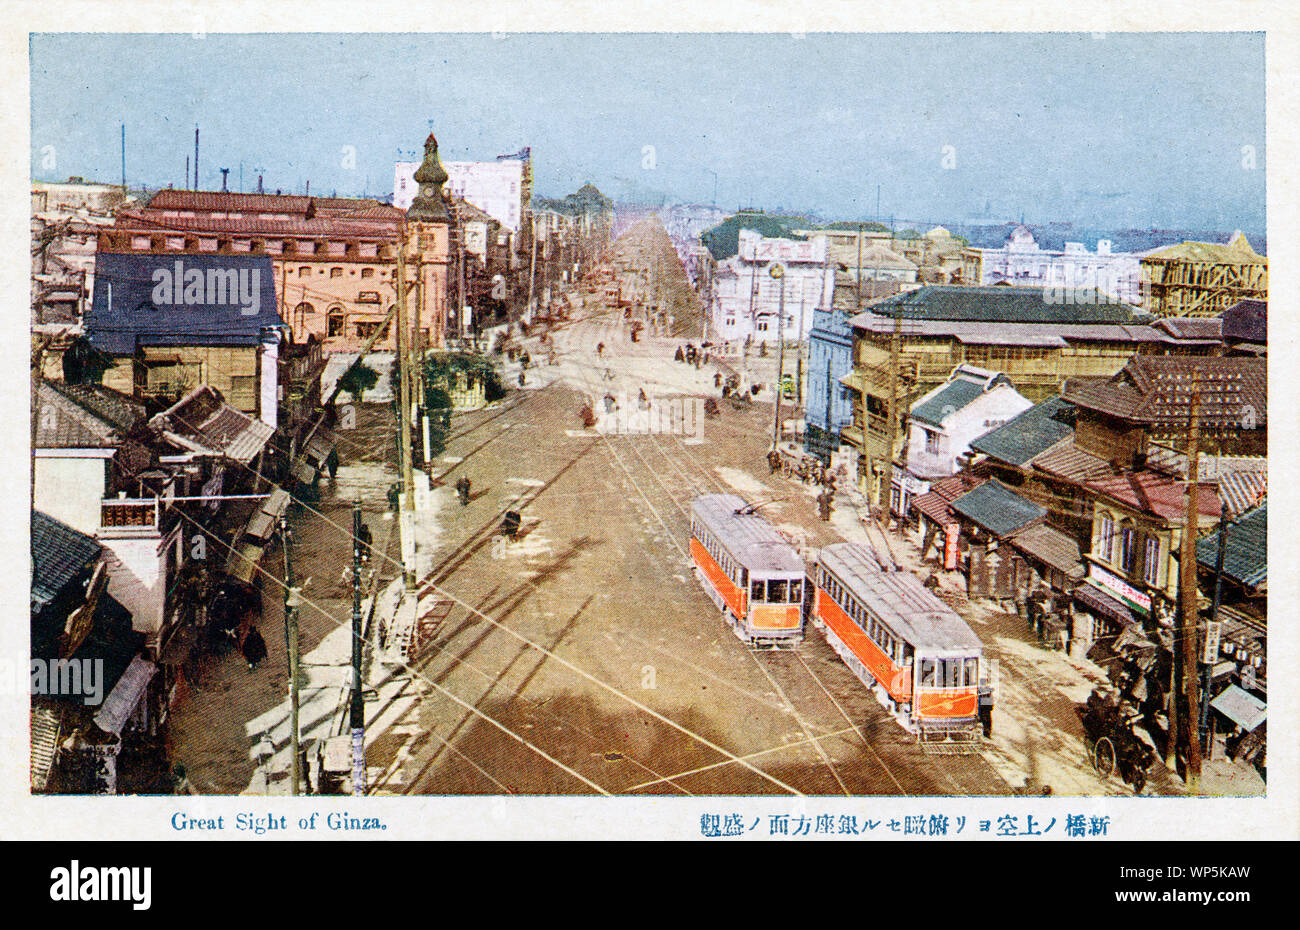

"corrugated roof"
[1197,501,1266,589]
[1086,470,1222,524]
[951,480,1046,538]
[148,189,312,213]
[1009,524,1085,579]
[31,510,102,614]
[1032,440,1113,484]
[971,396,1076,466]
[818,543,982,652]
[93,656,157,736]
[30,706,61,791]
[1217,470,1267,519]
[149,386,274,464]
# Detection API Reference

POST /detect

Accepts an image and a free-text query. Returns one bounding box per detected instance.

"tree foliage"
[336,360,380,400]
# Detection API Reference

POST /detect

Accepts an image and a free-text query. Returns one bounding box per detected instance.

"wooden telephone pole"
[394,242,417,591]
[280,516,301,795]
[770,263,786,448]
[880,309,903,523]
[1179,388,1203,791]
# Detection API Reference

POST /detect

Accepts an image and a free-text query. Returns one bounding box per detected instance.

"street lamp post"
[770,263,786,448]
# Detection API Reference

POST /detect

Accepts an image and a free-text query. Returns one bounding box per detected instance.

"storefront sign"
[1202,620,1222,664]
[1087,562,1151,615]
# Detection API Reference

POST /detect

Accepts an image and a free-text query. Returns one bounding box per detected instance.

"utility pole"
[880,308,903,521]
[280,516,301,796]
[120,125,126,190]
[194,126,199,190]
[526,214,538,324]
[855,222,866,313]
[795,281,807,408]
[350,503,366,796]
[394,240,417,590]
[770,263,786,448]
[1179,387,1202,791]
[1203,495,1230,761]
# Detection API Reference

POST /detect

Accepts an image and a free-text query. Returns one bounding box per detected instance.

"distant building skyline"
[31,32,1264,232]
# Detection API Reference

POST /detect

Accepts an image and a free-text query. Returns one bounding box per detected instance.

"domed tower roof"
[408,130,450,222]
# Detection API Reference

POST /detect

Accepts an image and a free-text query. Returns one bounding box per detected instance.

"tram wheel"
[1093,737,1116,778]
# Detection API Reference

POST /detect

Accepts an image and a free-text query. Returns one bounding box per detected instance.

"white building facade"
[394,159,526,232]
[975,225,1143,304]
[709,229,834,345]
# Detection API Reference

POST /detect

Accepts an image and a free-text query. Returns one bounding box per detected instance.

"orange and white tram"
[814,542,990,745]
[689,494,806,649]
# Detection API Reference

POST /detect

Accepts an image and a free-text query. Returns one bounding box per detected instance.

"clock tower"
[405,130,453,348]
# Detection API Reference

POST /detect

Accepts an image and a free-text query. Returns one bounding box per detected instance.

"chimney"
[257,175,264,194]
[221,168,229,192]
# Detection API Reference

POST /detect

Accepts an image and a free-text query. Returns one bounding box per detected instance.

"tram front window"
[788,579,802,604]
[751,580,765,603]
[920,659,936,687]
[942,660,961,688]
[965,657,979,687]
[768,579,788,603]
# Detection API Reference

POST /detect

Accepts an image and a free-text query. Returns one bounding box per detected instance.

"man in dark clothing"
[242,626,268,670]
[357,522,373,563]
[456,475,472,506]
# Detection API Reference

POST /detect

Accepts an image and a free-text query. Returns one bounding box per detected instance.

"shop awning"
[93,657,157,736]
[1074,582,1137,627]
[1210,684,1266,733]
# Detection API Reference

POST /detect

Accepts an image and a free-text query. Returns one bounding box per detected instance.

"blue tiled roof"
[1197,501,1266,590]
[87,252,282,354]
[911,379,987,427]
[951,481,1047,539]
[970,396,1075,466]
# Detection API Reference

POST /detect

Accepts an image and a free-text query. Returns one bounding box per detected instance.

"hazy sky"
[30,32,1265,230]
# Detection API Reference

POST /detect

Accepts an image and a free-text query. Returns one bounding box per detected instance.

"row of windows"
[299,266,381,278]
[919,657,980,689]
[751,578,803,605]
[819,569,912,666]
[1097,513,1161,585]
[692,520,746,590]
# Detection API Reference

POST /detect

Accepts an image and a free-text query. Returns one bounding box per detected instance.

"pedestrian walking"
[357,522,373,563]
[596,342,605,358]
[518,369,527,388]
[456,475,472,506]
[242,626,268,670]
[767,449,781,475]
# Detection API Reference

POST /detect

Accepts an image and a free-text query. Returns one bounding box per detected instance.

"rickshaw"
[1081,689,1156,794]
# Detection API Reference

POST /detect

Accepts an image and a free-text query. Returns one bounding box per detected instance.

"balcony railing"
[100,497,161,533]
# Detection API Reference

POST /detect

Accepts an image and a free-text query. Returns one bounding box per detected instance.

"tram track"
[656,430,964,796]
[607,431,855,794]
